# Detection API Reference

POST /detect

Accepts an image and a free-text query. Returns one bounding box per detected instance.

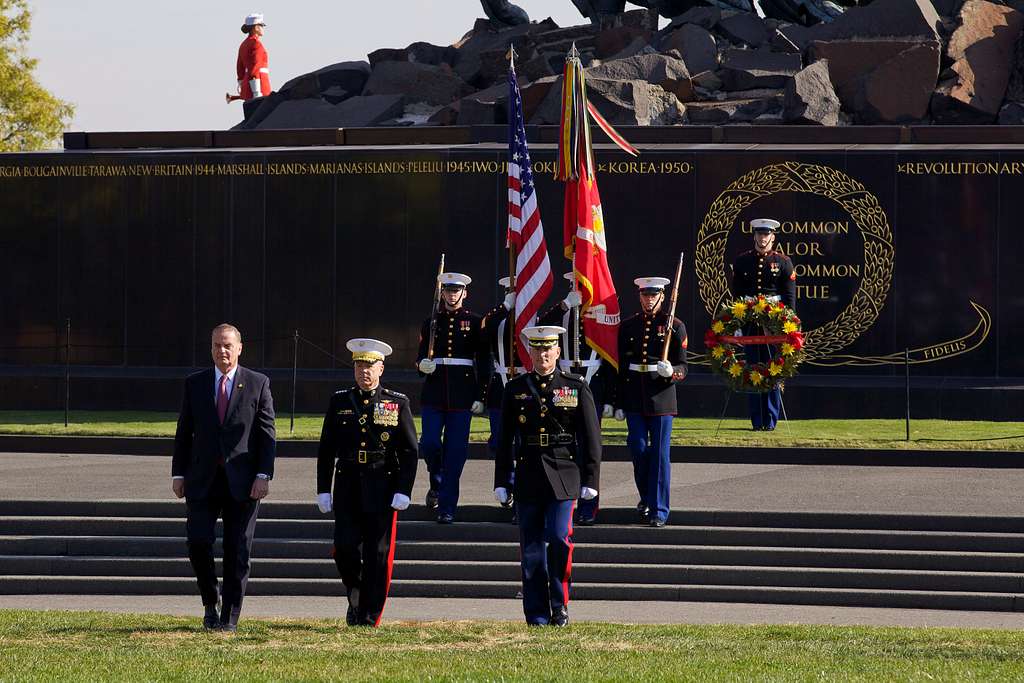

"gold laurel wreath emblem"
[696,162,894,361]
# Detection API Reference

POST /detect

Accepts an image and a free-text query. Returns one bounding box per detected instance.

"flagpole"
[507,44,518,380]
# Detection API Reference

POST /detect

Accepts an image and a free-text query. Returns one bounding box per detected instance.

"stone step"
[1,556,1021,594]
[2,517,1022,552]
[3,500,1022,532]
[2,536,1022,572]
[0,575,1017,611]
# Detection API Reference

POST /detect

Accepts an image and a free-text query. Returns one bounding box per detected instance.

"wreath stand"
[713,333,791,437]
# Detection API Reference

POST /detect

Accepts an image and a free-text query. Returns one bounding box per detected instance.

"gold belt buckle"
[539,433,549,447]
[358,450,368,464]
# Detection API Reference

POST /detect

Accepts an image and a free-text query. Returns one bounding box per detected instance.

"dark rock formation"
[660,23,719,74]
[720,49,801,90]
[363,62,472,106]
[931,0,1024,123]
[784,60,840,125]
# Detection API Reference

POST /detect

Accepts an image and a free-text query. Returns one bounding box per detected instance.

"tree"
[0,0,73,151]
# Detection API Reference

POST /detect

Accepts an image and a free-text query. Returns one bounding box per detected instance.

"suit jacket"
[172,366,276,501]
[316,385,418,498]
[616,312,688,416]
[495,371,601,502]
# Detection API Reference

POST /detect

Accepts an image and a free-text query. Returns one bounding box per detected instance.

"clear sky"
[26,1,586,134]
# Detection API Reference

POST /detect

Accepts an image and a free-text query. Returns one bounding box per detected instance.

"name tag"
[337,409,354,415]
[373,402,399,426]
[552,388,578,408]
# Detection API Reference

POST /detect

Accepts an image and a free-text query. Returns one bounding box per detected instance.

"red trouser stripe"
[563,501,575,606]
[374,510,399,627]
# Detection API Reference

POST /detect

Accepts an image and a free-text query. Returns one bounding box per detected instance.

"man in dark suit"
[494,325,601,626]
[171,323,276,632]
[316,338,418,627]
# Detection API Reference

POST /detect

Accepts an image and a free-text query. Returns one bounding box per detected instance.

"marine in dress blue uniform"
[615,277,688,527]
[538,272,616,526]
[495,326,601,626]
[480,278,522,515]
[316,339,418,627]
[416,273,489,523]
[731,219,797,431]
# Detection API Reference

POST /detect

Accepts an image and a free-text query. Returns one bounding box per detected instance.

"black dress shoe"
[576,515,596,527]
[551,607,569,626]
[203,605,220,630]
[345,605,359,627]
[437,512,454,524]
[649,517,666,528]
[220,605,240,632]
[636,501,649,522]
[425,488,439,510]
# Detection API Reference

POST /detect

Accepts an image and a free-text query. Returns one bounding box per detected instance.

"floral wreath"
[704,296,806,393]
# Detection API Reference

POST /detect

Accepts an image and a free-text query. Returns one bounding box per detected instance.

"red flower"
[787,332,804,350]
[722,314,732,322]
[704,330,719,349]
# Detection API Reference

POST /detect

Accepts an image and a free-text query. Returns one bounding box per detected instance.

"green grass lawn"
[1,411,1023,451]
[2,611,1024,681]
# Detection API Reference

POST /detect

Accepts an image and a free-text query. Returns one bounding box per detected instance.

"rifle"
[661,251,685,362]
[427,253,445,360]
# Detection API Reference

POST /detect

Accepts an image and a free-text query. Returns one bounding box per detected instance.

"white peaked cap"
[346,338,392,362]
[634,277,671,290]
[750,218,781,232]
[523,325,565,347]
[243,13,265,26]
[439,272,472,287]
[498,276,511,288]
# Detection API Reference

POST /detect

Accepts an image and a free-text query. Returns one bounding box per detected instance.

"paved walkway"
[2,451,1024,515]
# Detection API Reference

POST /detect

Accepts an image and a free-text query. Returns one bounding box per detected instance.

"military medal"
[380,432,390,442]
[552,388,578,408]
[373,401,400,426]
[518,414,527,424]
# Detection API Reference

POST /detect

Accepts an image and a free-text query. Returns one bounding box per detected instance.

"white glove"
[236,79,243,94]
[601,404,613,419]
[614,409,625,421]
[580,486,598,500]
[418,358,436,374]
[562,291,582,308]
[656,360,674,378]
[317,492,332,514]
[391,493,410,510]
[503,292,516,310]
[471,400,485,415]
[249,78,261,97]
[494,487,509,504]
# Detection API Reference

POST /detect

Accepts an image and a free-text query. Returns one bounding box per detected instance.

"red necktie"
[217,374,229,424]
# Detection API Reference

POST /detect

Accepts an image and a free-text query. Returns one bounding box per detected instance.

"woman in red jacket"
[237,13,270,101]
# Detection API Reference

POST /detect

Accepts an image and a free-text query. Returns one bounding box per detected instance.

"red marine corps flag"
[555,45,637,369]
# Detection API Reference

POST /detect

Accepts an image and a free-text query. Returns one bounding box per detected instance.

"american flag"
[507,63,553,369]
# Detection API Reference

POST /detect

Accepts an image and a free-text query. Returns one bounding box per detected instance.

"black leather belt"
[524,433,574,446]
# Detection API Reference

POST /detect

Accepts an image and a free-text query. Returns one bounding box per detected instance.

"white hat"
[562,272,575,282]
[523,325,565,348]
[498,276,511,288]
[346,338,392,363]
[634,277,670,291]
[439,272,472,288]
[243,13,266,27]
[751,218,780,233]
